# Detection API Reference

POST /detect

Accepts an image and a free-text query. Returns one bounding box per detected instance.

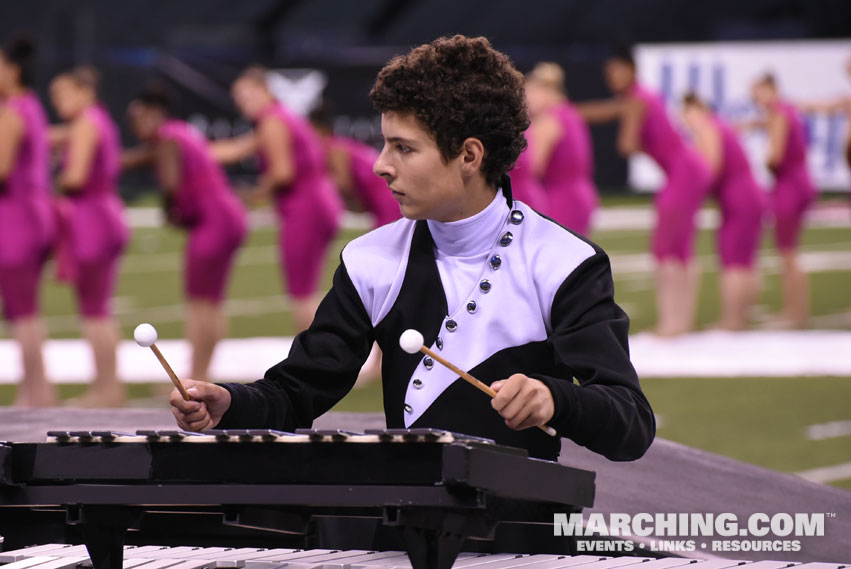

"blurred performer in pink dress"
[525,63,597,235]
[578,47,712,336]
[49,66,129,406]
[125,88,247,381]
[0,36,56,407]
[682,93,766,331]
[749,74,816,328]
[309,106,400,228]
[212,67,342,332]
[507,131,548,212]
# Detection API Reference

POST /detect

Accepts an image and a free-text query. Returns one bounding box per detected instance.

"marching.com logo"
[554,513,832,553]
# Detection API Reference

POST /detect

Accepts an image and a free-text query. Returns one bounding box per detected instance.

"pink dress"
[509,132,548,212]
[156,120,247,302]
[0,93,55,321]
[630,84,712,262]
[258,104,343,299]
[711,115,766,268]
[770,101,816,251]
[539,102,598,236]
[328,136,399,228]
[55,105,130,317]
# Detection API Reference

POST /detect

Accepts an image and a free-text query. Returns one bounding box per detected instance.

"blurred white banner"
[630,40,851,192]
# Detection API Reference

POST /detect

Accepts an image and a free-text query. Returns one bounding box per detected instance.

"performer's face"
[603,59,635,95]
[50,76,90,121]
[127,102,162,142]
[751,82,776,109]
[374,112,471,222]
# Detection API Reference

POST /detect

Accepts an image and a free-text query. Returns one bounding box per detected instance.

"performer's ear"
[460,137,485,174]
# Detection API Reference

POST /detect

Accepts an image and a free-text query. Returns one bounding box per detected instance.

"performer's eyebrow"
[385,136,415,145]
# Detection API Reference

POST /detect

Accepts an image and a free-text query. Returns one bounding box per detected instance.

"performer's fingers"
[172,401,209,425]
[170,389,202,414]
[504,404,535,430]
[515,409,546,431]
[184,415,213,432]
[491,374,525,412]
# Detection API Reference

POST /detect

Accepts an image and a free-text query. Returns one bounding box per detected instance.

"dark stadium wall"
[2,0,849,197]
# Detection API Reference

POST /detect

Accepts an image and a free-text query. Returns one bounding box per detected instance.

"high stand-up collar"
[427,189,509,257]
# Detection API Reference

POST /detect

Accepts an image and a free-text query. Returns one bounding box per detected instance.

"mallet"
[134,323,190,401]
[399,329,557,437]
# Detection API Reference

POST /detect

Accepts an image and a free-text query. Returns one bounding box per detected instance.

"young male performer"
[171,35,655,462]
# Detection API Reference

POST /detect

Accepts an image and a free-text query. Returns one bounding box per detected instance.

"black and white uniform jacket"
[219,190,655,461]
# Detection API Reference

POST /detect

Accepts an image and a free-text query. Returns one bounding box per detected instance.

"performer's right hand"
[170,380,231,432]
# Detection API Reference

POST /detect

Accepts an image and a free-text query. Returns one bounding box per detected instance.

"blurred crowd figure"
[0,32,849,407]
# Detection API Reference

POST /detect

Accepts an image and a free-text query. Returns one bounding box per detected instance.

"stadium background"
[0,0,849,490]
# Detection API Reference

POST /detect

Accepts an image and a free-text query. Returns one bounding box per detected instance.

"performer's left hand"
[491,374,555,431]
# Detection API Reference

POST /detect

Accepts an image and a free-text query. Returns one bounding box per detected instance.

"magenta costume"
[509,132,548,212]
[0,93,55,321]
[711,116,766,268]
[539,102,598,236]
[156,120,247,302]
[54,105,129,317]
[769,101,816,251]
[631,85,712,262]
[258,104,342,299]
[328,135,399,228]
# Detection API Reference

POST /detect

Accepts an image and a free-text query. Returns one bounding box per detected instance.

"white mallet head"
[399,329,425,354]
[134,323,158,348]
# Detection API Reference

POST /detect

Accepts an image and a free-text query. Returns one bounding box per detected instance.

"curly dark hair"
[369,35,529,188]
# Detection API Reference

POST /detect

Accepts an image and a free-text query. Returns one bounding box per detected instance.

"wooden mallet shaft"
[418,346,557,437]
[150,344,191,401]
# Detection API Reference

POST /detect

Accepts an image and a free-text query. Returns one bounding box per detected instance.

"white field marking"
[127,208,372,230]
[120,245,280,274]
[2,329,850,383]
[794,462,851,484]
[126,203,849,232]
[115,241,851,278]
[628,329,851,377]
[609,249,851,285]
[17,294,303,335]
[806,419,851,440]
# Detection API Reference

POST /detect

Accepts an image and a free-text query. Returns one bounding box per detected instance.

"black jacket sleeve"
[533,249,655,461]
[215,261,375,430]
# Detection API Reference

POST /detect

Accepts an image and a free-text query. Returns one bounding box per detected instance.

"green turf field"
[1,195,849,490]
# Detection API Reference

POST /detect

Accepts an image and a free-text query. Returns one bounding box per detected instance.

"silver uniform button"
[510,210,525,225]
[404,403,413,413]
[435,337,444,350]
[412,379,423,389]
[479,279,491,293]
[423,356,434,370]
[445,319,458,332]
[466,300,478,314]
[499,231,513,246]
[489,255,502,270]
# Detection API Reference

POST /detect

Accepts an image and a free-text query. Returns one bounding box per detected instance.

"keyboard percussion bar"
[0,545,76,563]
[124,547,204,560]
[551,558,654,569]
[735,562,799,569]
[681,561,747,569]
[0,558,65,569]
[620,559,699,569]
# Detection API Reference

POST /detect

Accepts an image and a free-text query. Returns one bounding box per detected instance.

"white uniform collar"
[426,190,508,257]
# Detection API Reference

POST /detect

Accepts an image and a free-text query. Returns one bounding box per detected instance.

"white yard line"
[0,329,849,384]
[794,462,851,484]
[806,420,851,440]
[125,203,850,232]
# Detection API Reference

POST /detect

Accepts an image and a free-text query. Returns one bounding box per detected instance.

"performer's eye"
[396,144,412,154]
